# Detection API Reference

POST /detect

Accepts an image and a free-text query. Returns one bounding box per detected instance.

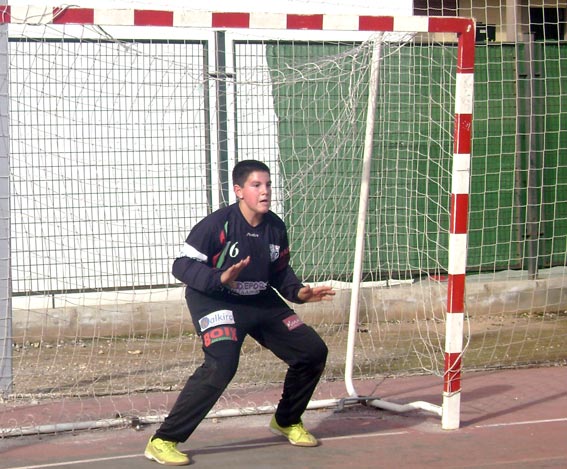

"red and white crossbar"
[1,5,475,430]
[2,6,473,36]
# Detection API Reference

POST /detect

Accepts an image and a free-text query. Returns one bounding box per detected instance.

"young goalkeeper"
[144,159,335,466]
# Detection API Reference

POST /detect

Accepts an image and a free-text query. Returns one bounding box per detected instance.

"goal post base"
[337,395,443,417]
[441,392,462,430]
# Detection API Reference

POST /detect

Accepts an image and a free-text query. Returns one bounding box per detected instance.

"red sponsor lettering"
[203,326,238,347]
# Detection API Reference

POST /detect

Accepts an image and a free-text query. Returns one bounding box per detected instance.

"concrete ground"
[1,366,566,468]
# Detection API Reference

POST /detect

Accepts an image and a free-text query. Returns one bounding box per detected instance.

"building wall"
[457,0,566,42]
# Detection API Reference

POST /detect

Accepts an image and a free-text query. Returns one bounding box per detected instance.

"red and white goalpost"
[1,5,475,433]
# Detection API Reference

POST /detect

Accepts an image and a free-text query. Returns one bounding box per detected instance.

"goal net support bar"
[0,6,475,431]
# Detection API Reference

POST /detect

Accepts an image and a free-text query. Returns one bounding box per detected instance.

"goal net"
[2,7,565,437]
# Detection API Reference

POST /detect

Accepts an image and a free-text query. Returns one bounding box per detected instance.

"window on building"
[414,0,457,17]
[530,7,565,41]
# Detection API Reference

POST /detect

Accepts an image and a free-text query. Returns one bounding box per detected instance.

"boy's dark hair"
[232,160,271,187]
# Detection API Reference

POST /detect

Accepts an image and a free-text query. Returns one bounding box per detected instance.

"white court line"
[475,417,567,429]
[2,431,409,469]
[320,430,409,441]
[3,454,140,469]
[7,419,567,468]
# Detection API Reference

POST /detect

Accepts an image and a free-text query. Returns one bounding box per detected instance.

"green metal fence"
[268,41,567,281]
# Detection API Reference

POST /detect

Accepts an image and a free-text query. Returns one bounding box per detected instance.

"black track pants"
[154,289,328,443]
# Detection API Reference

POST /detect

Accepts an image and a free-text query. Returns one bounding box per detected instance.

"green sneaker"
[144,437,190,466]
[269,416,319,447]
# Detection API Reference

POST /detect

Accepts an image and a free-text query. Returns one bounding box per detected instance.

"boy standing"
[144,160,335,465]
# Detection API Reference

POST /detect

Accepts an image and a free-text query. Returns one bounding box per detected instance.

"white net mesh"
[2,13,566,435]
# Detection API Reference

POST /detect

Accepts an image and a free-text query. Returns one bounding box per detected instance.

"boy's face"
[234,170,272,217]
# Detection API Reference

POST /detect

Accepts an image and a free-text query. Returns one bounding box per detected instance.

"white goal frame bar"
[0,5,475,430]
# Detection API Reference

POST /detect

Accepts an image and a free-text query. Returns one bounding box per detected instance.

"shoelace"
[156,440,178,451]
[290,423,310,437]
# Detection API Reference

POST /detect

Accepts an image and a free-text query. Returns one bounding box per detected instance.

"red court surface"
[1,366,566,468]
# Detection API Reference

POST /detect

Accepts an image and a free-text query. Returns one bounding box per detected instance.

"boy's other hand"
[297,285,335,303]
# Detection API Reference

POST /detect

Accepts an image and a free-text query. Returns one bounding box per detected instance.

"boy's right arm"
[172,254,225,294]
[172,215,226,294]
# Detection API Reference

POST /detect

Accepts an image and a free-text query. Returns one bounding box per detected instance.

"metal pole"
[514,45,525,265]
[0,0,13,394]
[214,31,230,207]
[524,35,540,279]
[203,41,214,214]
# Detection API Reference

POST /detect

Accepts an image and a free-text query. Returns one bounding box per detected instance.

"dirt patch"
[7,311,567,399]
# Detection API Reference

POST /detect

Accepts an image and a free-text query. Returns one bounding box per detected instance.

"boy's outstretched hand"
[220,256,251,289]
[297,285,335,303]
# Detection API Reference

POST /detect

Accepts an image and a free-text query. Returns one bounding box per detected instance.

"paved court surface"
[1,366,566,468]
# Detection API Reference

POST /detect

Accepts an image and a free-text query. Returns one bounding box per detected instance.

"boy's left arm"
[270,258,305,304]
[270,222,334,303]
[271,263,335,303]
[270,248,335,303]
